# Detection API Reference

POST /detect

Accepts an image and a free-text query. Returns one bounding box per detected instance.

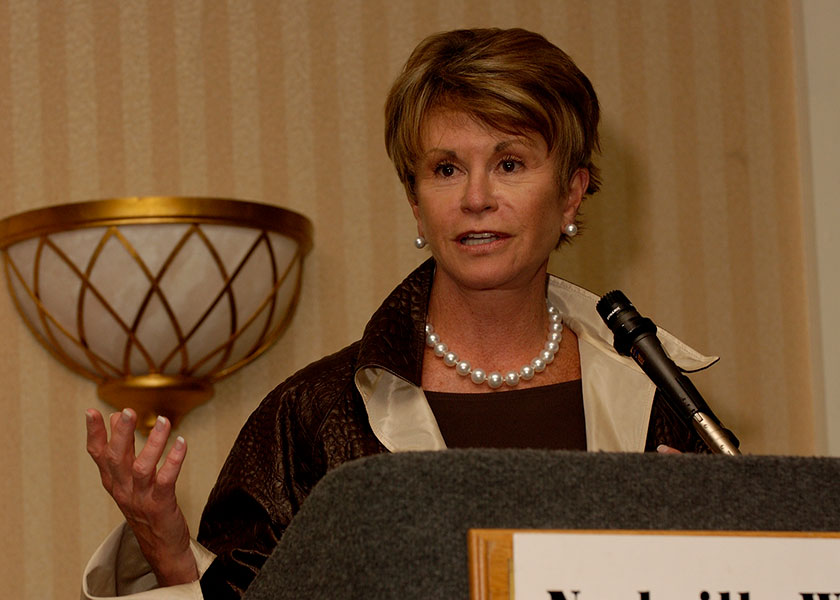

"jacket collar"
[355,258,435,386]
[352,258,718,453]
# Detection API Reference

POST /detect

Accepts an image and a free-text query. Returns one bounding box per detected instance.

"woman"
[83,28,715,599]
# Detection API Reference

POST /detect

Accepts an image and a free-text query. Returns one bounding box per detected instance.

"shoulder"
[277,342,361,392]
[259,341,363,427]
[216,341,364,486]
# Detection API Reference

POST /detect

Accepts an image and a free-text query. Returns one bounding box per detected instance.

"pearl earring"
[414,236,427,249]
[563,223,578,237]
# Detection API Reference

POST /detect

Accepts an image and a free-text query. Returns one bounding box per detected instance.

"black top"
[424,379,586,450]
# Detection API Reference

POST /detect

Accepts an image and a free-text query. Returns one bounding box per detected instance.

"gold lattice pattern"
[2,223,304,384]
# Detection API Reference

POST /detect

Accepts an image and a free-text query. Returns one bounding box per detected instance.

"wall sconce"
[0,197,313,433]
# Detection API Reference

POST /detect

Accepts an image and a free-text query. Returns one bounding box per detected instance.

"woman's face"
[411,109,586,294]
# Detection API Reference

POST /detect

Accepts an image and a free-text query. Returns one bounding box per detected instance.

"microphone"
[596,290,740,455]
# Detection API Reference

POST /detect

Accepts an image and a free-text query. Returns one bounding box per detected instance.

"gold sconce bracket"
[97,375,214,434]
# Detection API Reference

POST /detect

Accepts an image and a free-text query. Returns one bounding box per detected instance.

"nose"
[460,174,497,214]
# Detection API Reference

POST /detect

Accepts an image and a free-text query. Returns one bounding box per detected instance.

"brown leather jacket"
[196,259,704,599]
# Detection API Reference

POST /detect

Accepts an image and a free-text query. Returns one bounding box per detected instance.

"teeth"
[461,233,498,246]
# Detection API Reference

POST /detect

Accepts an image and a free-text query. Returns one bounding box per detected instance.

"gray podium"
[243,449,840,599]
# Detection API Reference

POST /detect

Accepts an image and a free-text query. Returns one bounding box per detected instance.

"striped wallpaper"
[0,0,818,597]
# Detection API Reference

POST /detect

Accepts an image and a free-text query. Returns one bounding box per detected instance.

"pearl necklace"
[424,302,563,389]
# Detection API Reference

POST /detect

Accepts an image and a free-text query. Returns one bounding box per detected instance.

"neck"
[426,272,551,368]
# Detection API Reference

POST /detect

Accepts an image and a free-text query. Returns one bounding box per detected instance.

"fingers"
[656,444,683,455]
[153,435,187,501]
[85,407,188,500]
[86,409,113,486]
[133,416,173,491]
[85,409,107,459]
[105,409,138,489]
[108,408,138,459]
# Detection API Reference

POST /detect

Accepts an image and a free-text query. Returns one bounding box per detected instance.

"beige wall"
[0,0,823,597]
[794,0,840,455]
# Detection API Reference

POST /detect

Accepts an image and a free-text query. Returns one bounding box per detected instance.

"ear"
[562,168,589,224]
[407,192,424,238]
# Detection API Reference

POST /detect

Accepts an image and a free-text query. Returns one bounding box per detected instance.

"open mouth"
[460,232,501,246]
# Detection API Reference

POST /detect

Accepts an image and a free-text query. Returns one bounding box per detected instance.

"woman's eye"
[500,159,520,173]
[435,163,456,177]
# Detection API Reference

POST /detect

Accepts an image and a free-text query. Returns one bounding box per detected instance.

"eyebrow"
[423,148,458,159]
[422,139,530,158]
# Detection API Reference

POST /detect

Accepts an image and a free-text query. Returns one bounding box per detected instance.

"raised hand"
[85,407,199,586]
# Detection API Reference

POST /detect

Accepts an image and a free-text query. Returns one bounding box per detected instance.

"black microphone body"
[596,290,740,455]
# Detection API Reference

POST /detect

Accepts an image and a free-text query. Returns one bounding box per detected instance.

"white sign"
[513,531,840,600]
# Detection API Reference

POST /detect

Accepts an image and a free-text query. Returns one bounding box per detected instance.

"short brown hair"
[385,28,601,200]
